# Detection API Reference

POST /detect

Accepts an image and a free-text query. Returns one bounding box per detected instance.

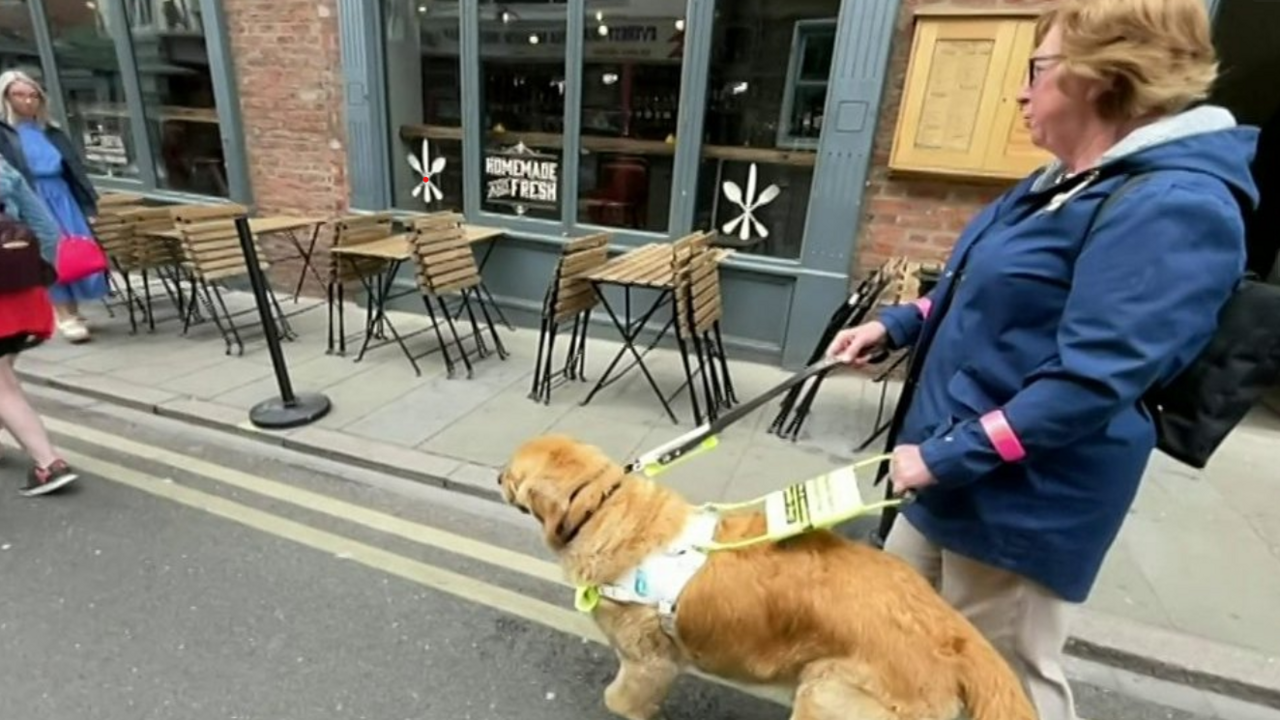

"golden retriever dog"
[499,434,1036,720]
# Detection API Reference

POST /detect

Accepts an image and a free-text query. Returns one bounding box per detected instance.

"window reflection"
[477,3,567,221]
[692,2,840,260]
[387,0,464,213]
[576,3,684,233]
[122,0,226,196]
[0,3,43,80]
[41,0,143,179]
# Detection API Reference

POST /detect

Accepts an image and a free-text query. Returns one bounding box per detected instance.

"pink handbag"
[56,234,109,283]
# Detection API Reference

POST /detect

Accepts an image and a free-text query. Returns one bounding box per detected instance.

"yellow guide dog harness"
[574,454,905,633]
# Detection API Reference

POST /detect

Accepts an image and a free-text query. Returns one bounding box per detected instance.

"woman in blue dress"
[0,70,104,343]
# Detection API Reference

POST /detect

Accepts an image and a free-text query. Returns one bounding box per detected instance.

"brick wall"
[223,0,349,294]
[855,0,1056,276]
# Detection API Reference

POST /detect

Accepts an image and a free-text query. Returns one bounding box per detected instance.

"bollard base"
[250,392,332,430]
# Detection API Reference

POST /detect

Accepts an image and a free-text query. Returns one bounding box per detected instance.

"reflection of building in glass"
[5,0,223,195]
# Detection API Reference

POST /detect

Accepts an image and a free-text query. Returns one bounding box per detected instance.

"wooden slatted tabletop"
[330,235,413,261]
[144,215,326,241]
[464,224,504,243]
[329,225,506,262]
[582,244,734,289]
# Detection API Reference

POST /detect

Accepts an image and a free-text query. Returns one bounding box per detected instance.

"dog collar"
[558,480,622,548]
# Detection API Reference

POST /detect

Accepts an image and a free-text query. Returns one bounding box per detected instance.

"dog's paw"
[604,683,664,720]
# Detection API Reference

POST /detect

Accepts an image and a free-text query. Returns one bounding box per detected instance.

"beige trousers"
[884,516,1079,720]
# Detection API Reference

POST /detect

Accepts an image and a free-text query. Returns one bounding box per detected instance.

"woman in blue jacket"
[829,1,1256,718]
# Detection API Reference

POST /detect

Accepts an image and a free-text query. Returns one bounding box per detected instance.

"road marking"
[43,417,566,587]
[53,445,792,708]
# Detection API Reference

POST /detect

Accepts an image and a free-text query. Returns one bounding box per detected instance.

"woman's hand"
[826,321,889,367]
[890,445,936,496]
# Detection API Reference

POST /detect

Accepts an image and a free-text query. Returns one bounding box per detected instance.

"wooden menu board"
[889,10,1053,180]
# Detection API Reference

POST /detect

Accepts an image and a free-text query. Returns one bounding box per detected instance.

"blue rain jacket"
[878,106,1259,602]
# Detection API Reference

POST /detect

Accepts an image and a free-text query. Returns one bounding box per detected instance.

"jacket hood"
[1031,105,1261,209]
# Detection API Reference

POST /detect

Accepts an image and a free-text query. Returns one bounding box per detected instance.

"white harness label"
[764,466,864,538]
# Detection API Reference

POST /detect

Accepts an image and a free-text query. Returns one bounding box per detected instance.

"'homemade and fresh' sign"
[484,143,559,215]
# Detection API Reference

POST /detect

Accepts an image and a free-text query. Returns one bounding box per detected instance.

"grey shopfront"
[0,0,247,204]
[338,0,902,368]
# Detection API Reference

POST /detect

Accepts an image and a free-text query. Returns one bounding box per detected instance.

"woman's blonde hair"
[0,69,51,127]
[1037,0,1219,121]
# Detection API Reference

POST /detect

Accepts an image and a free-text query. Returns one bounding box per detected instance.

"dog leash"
[624,356,845,477]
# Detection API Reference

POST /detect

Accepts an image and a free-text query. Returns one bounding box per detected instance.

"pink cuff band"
[980,410,1026,462]
[911,297,933,319]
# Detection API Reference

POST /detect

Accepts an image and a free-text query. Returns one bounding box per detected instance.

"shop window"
[0,3,42,78]
[575,1,684,234]
[691,1,841,261]
[43,1,144,180]
[125,0,202,33]
[777,21,835,150]
[387,0,464,213]
[122,0,227,196]
[477,3,567,221]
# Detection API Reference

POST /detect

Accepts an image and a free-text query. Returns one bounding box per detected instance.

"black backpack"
[1093,175,1280,469]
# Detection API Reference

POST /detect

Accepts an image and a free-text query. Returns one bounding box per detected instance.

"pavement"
[14,286,1280,709]
[3,391,1278,720]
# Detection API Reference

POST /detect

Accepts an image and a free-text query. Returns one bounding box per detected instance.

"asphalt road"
[0,391,1237,720]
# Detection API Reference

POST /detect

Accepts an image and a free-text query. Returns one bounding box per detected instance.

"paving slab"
[110,342,239,385]
[286,425,464,485]
[1088,537,1177,630]
[419,386,576,467]
[157,358,278,401]
[342,355,529,450]
[32,369,181,410]
[157,397,266,435]
[1118,472,1280,655]
[543,406,662,466]
[213,353,393,410]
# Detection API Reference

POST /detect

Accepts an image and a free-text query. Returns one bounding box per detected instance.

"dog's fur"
[499,434,1037,720]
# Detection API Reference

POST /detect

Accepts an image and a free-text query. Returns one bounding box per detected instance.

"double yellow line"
[38,418,792,708]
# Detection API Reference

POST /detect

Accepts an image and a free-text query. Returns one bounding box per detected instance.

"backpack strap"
[1085,171,1260,281]
[1084,173,1156,237]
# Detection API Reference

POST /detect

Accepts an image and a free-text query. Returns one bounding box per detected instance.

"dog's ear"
[516,443,603,549]
[551,474,613,548]
[514,476,566,543]
[508,435,623,549]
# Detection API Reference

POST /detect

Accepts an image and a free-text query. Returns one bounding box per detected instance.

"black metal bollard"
[235,216,332,429]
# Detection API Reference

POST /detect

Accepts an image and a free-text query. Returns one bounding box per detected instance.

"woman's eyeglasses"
[1028,54,1065,86]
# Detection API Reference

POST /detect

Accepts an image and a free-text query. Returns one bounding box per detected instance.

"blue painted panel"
[340,0,391,210]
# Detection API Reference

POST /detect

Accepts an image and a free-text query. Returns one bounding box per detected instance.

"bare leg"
[55,301,81,321]
[0,356,58,467]
[603,656,679,720]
